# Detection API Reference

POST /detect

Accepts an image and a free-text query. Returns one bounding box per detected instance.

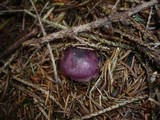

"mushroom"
[59,47,99,82]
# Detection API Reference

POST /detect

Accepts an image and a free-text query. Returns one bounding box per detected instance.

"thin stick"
[84,0,102,18]
[0,53,17,74]
[146,7,153,29]
[29,0,46,36]
[0,9,66,29]
[24,10,67,29]
[81,95,149,119]
[112,0,121,12]
[29,0,60,83]
[47,44,60,83]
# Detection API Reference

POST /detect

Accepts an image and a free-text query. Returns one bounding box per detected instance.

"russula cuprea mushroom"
[59,47,99,82]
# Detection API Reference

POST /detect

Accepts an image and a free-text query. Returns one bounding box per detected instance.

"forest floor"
[0,0,160,120]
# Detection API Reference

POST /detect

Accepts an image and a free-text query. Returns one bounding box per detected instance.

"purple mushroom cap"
[59,47,99,82]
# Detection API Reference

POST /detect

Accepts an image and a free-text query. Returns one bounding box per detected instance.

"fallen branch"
[26,0,158,45]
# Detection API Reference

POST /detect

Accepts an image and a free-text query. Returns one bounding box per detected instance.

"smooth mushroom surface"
[59,47,99,82]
